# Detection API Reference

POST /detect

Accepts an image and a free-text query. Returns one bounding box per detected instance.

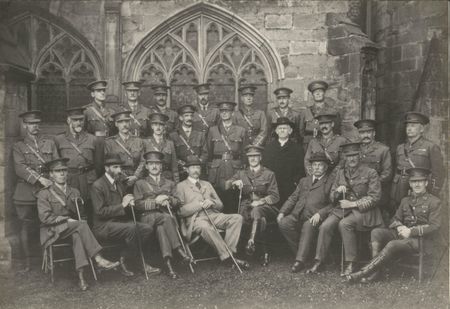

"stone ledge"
[264,13,293,30]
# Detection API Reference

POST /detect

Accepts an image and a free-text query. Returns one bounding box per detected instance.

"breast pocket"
[410,149,430,167]
[352,177,369,195]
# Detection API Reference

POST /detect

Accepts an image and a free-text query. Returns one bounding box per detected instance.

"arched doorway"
[6,11,103,123]
[123,2,284,112]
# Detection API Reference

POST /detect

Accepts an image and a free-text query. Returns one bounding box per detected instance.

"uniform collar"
[407,135,423,147]
[148,174,161,185]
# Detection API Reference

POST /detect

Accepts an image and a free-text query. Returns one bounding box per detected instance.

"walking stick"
[237,186,243,215]
[164,203,195,273]
[341,191,346,274]
[129,201,149,281]
[202,209,243,274]
[74,197,98,281]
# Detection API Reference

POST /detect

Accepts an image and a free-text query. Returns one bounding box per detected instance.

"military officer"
[391,112,445,208]
[55,108,98,208]
[346,167,441,283]
[262,117,305,206]
[133,151,191,279]
[121,81,152,137]
[267,87,304,143]
[302,81,342,151]
[307,142,382,275]
[207,102,248,213]
[225,145,279,266]
[169,104,209,180]
[37,158,119,291]
[83,80,115,176]
[354,119,393,216]
[232,85,268,146]
[176,156,249,270]
[277,152,334,273]
[150,85,178,134]
[304,113,348,175]
[91,154,161,277]
[13,110,59,271]
[144,113,179,182]
[192,83,220,133]
[105,110,145,189]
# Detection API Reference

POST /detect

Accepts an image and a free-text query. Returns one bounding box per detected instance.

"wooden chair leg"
[418,237,424,284]
[49,245,54,284]
[340,241,345,274]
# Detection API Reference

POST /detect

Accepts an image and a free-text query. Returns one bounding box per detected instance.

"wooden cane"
[164,203,195,273]
[202,209,243,274]
[341,191,346,275]
[129,202,149,281]
[74,197,98,281]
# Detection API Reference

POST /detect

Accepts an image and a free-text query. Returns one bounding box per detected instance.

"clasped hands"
[335,186,356,209]
[397,225,411,239]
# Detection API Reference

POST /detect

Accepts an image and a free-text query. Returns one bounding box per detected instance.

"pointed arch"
[123,2,284,110]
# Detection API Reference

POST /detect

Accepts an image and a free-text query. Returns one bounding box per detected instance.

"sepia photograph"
[0,0,448,308]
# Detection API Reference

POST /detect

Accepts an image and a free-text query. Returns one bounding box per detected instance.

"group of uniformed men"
[12,78,445,290]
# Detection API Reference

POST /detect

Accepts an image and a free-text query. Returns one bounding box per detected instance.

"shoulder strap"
[197,113,209,127]
[179,134,200,160]
[239,109,254,128]
[49,188,66,207]
[129,113,142,127]
[403,145,416,168]
[88,105,107,123]
[217,125,232,152]
[114,138,133,159]
[24,143,46,164]
[67,140,92,164]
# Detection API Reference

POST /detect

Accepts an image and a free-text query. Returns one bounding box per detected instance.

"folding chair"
[186,230,225,263]
[397,236,425,283]
[42,238,97,283]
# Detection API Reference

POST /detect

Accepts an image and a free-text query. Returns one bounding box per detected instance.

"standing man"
[150,85,178,134]
[346,167,441,283]
[133,151,191,279]
[192,83,220,133]
[303,81,341,151]
[121,81,152,137]
[304,113,348,175]
[207,102,247,213]
[83,80,115,176]
[55,108,98,221]
[232,85,268,146]
[277,152,334,273]
[169,104,209,180]
[176,156,249,269]
[354,119,392,216]
[91,154,161,277]
[263,117,305,206]
[391,112,444,208]
[267,87,304,143]
[37,158,119,291]
[144,113,179,183]
[13,110,59,271]
[225,145,280,266]
[307,142,382,275]
[105,110,145,190]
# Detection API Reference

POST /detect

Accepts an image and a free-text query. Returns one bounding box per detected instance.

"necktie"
[195,181,201,190]
[312,177,318,185]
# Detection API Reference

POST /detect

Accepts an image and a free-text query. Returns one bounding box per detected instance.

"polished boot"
[144,263,162,275]
[346,245,391,283]
[361,242,382,283]
[341,262,354,277]
[95,254,120,271]
[245,220,258,256]
[18,228,31,273]
[165,258,177,279]
[291,260,306,273]
[177,247,192,264]
[306,260,324,274]
[119,256,134,277]
[78,269,89,291]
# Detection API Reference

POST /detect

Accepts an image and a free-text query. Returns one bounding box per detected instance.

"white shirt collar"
[278,138,288,147]
[312,174,325,182]
[105,172,115,185]
[250,166,261,173]
[150,174,160,184]
[188,176,200,184]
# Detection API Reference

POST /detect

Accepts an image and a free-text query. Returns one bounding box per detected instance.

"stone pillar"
[104,0,122,104]
[361,46,378,120]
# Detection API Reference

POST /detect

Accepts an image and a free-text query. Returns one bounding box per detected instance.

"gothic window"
[8,14,102,123]
[125,3,283,112]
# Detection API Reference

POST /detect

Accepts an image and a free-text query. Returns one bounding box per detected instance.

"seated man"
[90,154,161,277]
[133,151,192,279]
[225,145,280,266]
[176,156,249,269]
[308,142,382,275]
[37,158,119,291]
[277,152,334,273]
[346,167,441,283]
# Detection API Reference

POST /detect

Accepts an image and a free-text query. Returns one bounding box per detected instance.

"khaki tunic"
[304,134,348,173]
[192,104,220,133]
[232,108,267,146]
[143,136,179,182]
[120,103,152,137]
[105,135,145,177]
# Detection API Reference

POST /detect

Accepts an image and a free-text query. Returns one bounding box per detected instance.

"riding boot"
[19,226,31,273]
[165,258,178,279]
[346,244,392,282]
[361,242,382,283]
[246,220,258,256]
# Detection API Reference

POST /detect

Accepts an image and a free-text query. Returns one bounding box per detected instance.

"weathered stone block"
[317,1,348,13]
[402,43,421,60]
[391,46,402,61]
[292,13,326,30]
[264,13,293,29]
[290,41,327,55]
[335,54,349,74]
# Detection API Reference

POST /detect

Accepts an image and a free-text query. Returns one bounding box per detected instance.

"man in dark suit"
[262,117,304,206]
[277,152,334,273]
[90,154,161,277]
